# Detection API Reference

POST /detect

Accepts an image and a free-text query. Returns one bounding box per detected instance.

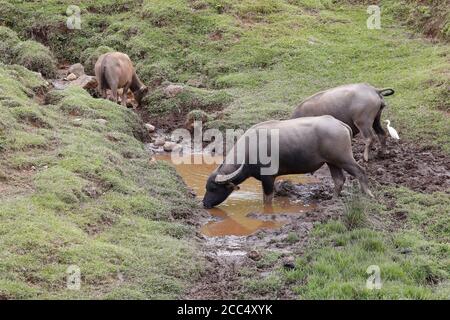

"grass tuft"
[342,190,369,230]
[13,40,57,78]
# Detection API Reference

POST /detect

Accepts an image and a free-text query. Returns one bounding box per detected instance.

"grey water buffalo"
[202,116,373,209]
[291,83,395,162]
[94,52,148,107]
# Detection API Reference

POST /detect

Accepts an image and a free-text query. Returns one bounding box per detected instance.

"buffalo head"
[133,86,149,107]
[202,163,244,208]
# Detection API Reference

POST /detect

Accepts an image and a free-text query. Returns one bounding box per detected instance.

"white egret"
[384,120,400,140]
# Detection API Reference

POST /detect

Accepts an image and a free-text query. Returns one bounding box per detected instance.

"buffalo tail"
[377,88,395,97]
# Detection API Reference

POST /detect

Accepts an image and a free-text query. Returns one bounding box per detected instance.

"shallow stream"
[156,153,318,237]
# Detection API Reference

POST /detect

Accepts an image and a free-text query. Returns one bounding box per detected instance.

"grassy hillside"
[2,0,448,149]
[0,0,448,299]
[0,64,202,299]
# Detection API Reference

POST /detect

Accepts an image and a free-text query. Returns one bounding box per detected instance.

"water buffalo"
[291,83,395,162]
[94,52,148,107]
[202,116,373,209]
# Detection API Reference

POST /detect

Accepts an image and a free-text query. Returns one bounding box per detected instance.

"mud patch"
[353,138,450,193]
[275,179,333,201]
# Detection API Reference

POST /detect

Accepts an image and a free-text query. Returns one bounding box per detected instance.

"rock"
[72,118,82,127]
[82,185,100,198]
[71,74,97,89]
[248,250,261,261]
[144,123,155,133]
[149,156,157,165]
[65,73,77,81]
[163,141,180,152]
[95,119,108,125]
[308,36,320,45]
[163,84,184,97]
[282,256,296,270]
[154,137,166,146]
[68,63,85,77]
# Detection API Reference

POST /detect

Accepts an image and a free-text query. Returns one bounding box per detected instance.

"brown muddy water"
[156,153,318,237]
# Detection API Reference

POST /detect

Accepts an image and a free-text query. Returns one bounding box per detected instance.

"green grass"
[0,26,56,77]
[285,232,300,244]
[0,25,20,64]
[237,188,449,299]
[0,64,203,299]
[2,0,448,151]
[13,40,57,77]
[276,186,450,299]
[342,191,369,230]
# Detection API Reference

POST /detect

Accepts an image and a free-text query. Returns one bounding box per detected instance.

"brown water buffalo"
[291,83,395,162]
[202,116,373,208]
[94,52,148,107]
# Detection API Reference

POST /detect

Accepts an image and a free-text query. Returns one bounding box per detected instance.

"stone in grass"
[282,256,295,270]
[71,74,97,89]
[95,119,108,125]
[66,73,77,81]
[72,118,82,127]
[144,123,155,132]
[163,84,184,97]
[163,141,180,152]
[68,63,85,77]
[154,137,165,146]
[248,250,261,261]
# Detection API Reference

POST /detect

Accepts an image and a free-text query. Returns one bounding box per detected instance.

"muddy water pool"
[155,153,318,237]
